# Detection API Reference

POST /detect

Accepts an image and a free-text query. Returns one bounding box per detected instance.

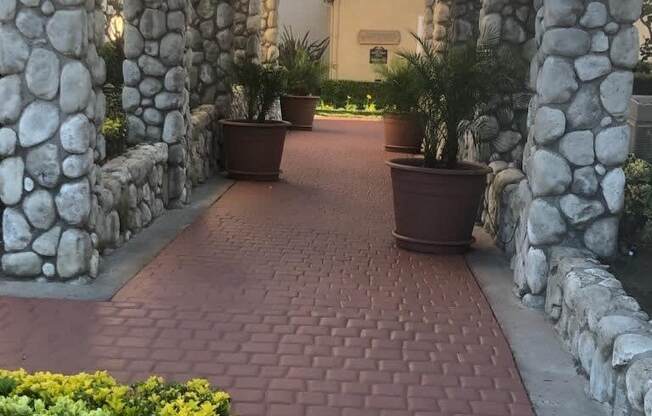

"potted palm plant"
[387,36,519,253]
[220,61,290,181]
[376,59,423,153]
[279,28,330,130]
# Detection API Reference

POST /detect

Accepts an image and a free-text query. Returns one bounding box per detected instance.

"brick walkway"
[0,120,533,416]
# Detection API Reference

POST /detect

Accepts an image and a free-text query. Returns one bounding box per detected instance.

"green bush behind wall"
[319,80,384,110]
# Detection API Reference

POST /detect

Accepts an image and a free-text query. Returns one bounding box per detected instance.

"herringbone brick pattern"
[0,120,533,416]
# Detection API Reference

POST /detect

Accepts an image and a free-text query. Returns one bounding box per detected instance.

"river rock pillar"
[123,0,192,205]
[187,0,234,108]
[431,0,481,53]
[513,0,642,302]
[0,0,106,280]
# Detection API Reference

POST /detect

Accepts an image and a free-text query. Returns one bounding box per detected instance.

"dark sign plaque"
[369,47,388,64]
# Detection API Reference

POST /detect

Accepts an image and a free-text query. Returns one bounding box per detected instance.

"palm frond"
[279,27,330,95]
[233,61,287,122]
[279,27,330,65]
[396,32,521,167]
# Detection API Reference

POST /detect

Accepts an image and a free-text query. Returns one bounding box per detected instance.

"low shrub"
[101,115,127,160]
[634,72,652,96]
[232,61,287,122]
[320,80,383,110]
[279,28,329,96]
[634,61,652,95]
[622,155,652,245]
[282,49,328,96]
[101,84,127,160]
[375,59,422,114]
[0,370,230,416]
[103,83,122,120]
[98,37,124,87]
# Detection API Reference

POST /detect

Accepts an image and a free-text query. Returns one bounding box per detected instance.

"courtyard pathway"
[0,119,533,416]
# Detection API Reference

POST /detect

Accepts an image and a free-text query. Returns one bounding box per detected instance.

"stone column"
[513,0,642,303]
[188,0,234,108]
[471,0,535,255]
[123,0,188,144]
[424,0,435,42]
[473,0,535,165]
[0,0,105,280]
[232,0,260,64]
[431,0,480,53]
[123,0,192,205]
[259,0,278,63]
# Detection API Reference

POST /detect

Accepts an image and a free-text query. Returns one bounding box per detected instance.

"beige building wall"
[637,20,650,57]
[329,0,424,81]
[277,0,331,47]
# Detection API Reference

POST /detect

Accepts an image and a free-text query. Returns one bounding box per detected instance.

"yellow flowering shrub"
[0,370,230,416]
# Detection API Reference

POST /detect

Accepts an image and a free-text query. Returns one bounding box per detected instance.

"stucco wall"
[278,0,330,52]
[330,0,424,81]
[636,20,650,53]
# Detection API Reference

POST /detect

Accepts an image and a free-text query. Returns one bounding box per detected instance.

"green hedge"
[98,38,124,87]
[319,80,384,110]
[101,84,127,160]
[0,369,230,416]
[635,72,652,96]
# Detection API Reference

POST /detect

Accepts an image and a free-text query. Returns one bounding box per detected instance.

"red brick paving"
[0,120,534,415]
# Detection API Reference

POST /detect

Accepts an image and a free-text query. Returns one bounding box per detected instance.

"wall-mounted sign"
[370,47,388,64]
[358,30,401,45]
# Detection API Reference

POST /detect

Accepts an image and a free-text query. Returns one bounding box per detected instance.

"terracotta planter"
[383,113,422,153]
[387,158,490,254]
[280,95,319,130]
[220,120,291,181]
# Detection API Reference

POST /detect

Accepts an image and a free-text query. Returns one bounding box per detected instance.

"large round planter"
[280,95,319,130]
[387,158,491,254]
[220,120,291,181]
[383,113,422,153]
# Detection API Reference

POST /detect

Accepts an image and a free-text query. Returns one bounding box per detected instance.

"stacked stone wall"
[93,143,168,250]
[483,162,525,256]
[544,248,652,415]
[0,0,106,281]
[93,103,218,252]
[187,104,219,185]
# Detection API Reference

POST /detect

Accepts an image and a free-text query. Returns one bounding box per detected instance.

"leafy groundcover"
[0,370,230,416]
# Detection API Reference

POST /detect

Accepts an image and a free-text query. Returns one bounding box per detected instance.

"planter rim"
[386,157,491,176]
[282,94,321,100]
[281,94,321,101]
[219,119,292,128]
[383,111,416,117]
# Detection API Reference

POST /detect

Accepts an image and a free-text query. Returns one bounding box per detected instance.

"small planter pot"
[387,158,491,254]
[280,95,320,130]
[383,113,422,153]
[220,120,291,181]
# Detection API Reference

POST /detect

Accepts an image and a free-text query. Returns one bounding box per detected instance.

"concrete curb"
[466,228,609,416]
[0,177,235,301]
